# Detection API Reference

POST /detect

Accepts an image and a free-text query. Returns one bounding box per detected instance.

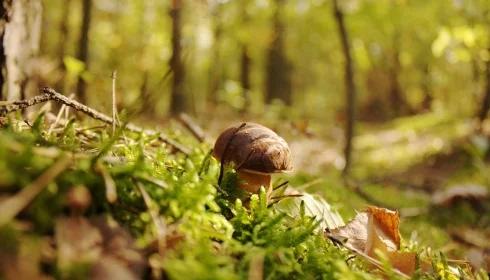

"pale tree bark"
[4,0,42,100]
[0,0,11,100]
[332,0,356,176]
[76,0,92,104]
[169,0,186,115]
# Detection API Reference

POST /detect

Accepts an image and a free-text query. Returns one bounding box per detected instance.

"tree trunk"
[240,45,251,112]
[265,0,292,105]
[389,41,404,117]
[55,0,71,93]
[3,0,42,101]
[478,48,490,122]
[333,0,356,176]
[207,3,222,106]
[421,62,432,111]
[0,0,10,100]
[169,0,186,115]
[76,0,92,104]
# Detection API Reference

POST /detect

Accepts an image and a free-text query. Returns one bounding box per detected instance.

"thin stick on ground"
[47,93,76,134]
[0,155,72,227]
[177,113,206,142]
[0,87,191,155]
[343,177,393,209]
[137,182,167,255]
[48,103,68,134]
[0,93,53,115]
[217,122,247,186]
[112,70,120,134]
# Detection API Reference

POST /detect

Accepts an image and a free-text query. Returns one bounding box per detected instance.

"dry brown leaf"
[90,256,139,280]
[431,184,489,206]
[0,237,53,280]
[465,248,490,271]
[55,216,144,279]
[329,212,369,251]
[90,216,145,275]
[386,251,417,276]
[366,206,400,249]
[55,216,103,269]
[327,206,418,277]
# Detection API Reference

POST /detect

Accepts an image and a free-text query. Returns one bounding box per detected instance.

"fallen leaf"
[327,206,417,276]
[0,236,53,280]
[90,256,139,280]
[328,211,368,251]
[366,206,400,249]
[431,184,489,206]
[55,216,103,269]
[449,227,490,249]
[90,216,145,275]
[386,251,417,276]
[55,216,144,279]
[275,188,345,230]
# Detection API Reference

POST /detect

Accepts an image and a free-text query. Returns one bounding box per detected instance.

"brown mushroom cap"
[213,122,292,174]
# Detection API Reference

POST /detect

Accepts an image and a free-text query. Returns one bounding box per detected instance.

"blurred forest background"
[1,0,490,275]
[2,0,488,121]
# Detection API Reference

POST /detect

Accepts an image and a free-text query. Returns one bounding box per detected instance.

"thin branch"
[0,93,52,115]
[343,177,393,209]
[217,122,247,186]
[137,182,167,255]
[111,70,120,134]
[0,88,191,155]
[177,113,205,142]
[96,163,117,203]
[332,0,356,177]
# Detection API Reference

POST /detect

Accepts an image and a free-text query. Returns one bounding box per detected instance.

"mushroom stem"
[237,170,272,195]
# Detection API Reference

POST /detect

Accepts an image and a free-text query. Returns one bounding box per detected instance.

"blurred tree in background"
[0,0,488,123]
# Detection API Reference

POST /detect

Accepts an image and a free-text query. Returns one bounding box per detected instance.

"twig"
[47,93,76,134]
[325,231,410,279]
[343,177,393,209]
[217,122,247,186]
[137,182,167,255]
[0,155,71,227]
[344,243,410,279]
[177,113,206,142]
[298,178,325,190]
[0,88,191,155]
[0,93,52,115]
[111,71,120,134]
[96,163,118,203]
[273,180,289,191]
[269,194,304,200]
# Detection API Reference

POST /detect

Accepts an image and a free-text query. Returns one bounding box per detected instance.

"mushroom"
[213,122,292,196]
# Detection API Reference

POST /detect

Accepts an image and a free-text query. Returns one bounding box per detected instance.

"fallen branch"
[177,113,206,142]
[343,177,394,209]
[0,93,53,115]
[0,87,191,155]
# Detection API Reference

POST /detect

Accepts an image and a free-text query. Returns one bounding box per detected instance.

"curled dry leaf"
[431,184,489,206]
[327,206,418,276]
[55,216,102,269]
[55,216,144,279]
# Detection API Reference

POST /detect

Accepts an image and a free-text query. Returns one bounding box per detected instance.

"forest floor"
[0,97,489,279]
[285,112,490,265]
